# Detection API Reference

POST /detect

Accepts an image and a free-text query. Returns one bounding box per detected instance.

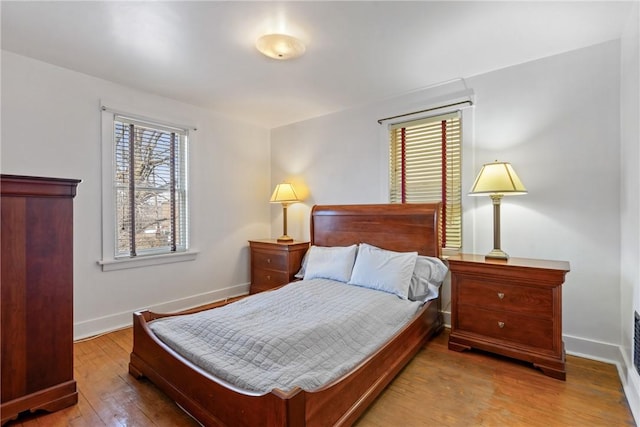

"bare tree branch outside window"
[114,118,188,257]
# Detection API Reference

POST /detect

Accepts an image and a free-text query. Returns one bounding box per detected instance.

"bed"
[129,203,445,426]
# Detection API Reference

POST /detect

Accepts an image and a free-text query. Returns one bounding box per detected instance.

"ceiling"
[1,1,635,128]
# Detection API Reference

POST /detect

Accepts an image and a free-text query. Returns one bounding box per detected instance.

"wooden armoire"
[1,175,80,424]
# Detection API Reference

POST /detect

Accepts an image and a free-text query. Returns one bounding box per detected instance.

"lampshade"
[270,183,300,203]
[469,161,527,196]
[256,34,306,60]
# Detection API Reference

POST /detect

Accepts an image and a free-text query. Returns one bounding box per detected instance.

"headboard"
[310,203,442,257]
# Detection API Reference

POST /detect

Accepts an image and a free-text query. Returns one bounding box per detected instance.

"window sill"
[98,251,199,272]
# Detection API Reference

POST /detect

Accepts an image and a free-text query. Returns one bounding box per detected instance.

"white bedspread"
[149,278,423,394]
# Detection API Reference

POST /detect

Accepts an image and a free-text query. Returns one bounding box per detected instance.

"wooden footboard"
[129,297,443,427]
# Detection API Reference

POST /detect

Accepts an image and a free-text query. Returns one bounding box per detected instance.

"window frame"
[99,102,197,271]
[381,104,472,256]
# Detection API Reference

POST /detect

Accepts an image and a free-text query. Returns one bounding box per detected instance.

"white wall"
[620,1,640,421]
[271,41,623,361]
[1,51,272,339]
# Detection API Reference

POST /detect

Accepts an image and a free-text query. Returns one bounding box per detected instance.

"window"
[113,115,189,258]
[99,104,197,271]
[389,112,462,251]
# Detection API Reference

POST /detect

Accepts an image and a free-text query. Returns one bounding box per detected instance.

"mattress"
[149,278,423,394]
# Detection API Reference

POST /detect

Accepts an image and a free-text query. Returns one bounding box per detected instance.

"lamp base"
[277,235,294,243]
[485,248,509,260]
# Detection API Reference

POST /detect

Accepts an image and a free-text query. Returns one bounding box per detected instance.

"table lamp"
[270,183,300,243]
[469,161,527,259]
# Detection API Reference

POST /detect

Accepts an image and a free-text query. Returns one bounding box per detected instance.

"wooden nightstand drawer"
[251,268,289,288]
[251,249,288,271]
[458,305,554,350]
[458,279,553,317]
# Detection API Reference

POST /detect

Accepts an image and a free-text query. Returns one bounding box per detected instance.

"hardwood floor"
[5,328,635,426]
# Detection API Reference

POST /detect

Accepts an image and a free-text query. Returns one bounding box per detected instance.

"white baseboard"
[442,310,451,328]
[73,283,250,340]
[563,333,625,366]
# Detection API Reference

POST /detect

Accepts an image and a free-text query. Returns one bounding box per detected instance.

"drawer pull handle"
[498,321,505,328]
[497,292,505,300]
[266,275,271,280]
[267,258,271,264]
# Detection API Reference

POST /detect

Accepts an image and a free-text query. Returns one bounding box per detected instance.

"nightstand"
[447,254,570,380]
[248,239,310,294]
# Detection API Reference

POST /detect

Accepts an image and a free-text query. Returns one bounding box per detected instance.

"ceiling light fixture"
[256,34,305,60]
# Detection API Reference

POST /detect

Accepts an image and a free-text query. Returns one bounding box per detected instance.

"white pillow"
[303,245,358,283]
[348,243,417,299]
[408,255,448,302]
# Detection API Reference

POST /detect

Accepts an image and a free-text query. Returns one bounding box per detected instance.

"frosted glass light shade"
[256,34,306,60]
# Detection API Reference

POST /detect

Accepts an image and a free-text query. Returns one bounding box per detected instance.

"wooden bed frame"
[129,203,444,426]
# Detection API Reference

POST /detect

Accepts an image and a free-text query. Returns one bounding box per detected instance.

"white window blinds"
[113,115,189,258]
[389,112,462,250]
